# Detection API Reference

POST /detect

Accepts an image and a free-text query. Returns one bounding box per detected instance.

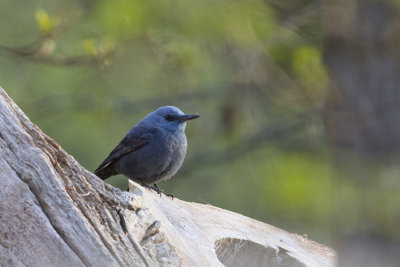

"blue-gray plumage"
[94,106,199,194]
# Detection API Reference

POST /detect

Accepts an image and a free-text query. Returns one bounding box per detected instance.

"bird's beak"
[178,114,199,122]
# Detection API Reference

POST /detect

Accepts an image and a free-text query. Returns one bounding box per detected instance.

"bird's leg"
[152,183,161,191]
[140,183,174,199]
[141,183,162,196]
[150,183,163,196]
[164,192,174,199]
[149,183,174,199]
[140,183,157,193]
[153,183,174,199]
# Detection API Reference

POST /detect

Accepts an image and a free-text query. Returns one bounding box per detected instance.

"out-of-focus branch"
[0,37,115,67]
[0,4,115,67]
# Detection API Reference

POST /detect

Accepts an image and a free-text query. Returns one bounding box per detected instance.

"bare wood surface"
[0,86,336,267]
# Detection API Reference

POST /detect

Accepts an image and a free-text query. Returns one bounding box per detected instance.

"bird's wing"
[94,135,149,173]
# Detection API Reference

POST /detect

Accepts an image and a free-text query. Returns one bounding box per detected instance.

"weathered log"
[0,87,335,266]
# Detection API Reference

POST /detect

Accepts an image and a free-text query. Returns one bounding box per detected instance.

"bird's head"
[146,106,199,132]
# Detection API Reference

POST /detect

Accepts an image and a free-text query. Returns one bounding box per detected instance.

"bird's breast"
[157,132,187,180]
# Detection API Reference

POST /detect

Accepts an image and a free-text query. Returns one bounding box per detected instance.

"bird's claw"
[143,183,174,199]
[164,193,174,199]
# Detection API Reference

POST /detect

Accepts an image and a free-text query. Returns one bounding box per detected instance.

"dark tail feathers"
[94,164,118,180]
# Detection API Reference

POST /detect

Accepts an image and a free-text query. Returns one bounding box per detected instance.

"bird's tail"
[94,164,118,180]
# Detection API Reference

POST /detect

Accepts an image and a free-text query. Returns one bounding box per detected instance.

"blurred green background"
[1,0,399,251]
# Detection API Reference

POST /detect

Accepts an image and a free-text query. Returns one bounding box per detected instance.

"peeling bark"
[0,87,335,267]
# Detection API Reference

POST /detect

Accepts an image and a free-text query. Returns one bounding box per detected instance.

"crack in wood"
[117,209,155,267]
[51,146,150,266]
[141,221,161,244]
[62,184,129,267]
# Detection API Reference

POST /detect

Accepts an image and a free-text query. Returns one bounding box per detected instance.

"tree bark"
[0,87,335,267]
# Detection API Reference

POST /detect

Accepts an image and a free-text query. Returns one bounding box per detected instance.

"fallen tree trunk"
[0,87,336,267]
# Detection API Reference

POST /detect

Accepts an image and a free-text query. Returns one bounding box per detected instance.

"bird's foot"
[150,183,163,196]
[164,193,174,199]
[143,183,174,199]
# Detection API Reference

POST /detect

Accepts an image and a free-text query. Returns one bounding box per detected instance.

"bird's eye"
[164,115,174,121]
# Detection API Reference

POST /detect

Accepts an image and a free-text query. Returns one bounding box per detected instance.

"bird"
[94,106,199,197]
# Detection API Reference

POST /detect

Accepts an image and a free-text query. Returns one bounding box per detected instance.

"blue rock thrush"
[94,106,199,196]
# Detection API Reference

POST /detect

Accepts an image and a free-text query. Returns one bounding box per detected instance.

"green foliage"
[35,9,57,34]
[292,45,328,102]
[261,151,331,219]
